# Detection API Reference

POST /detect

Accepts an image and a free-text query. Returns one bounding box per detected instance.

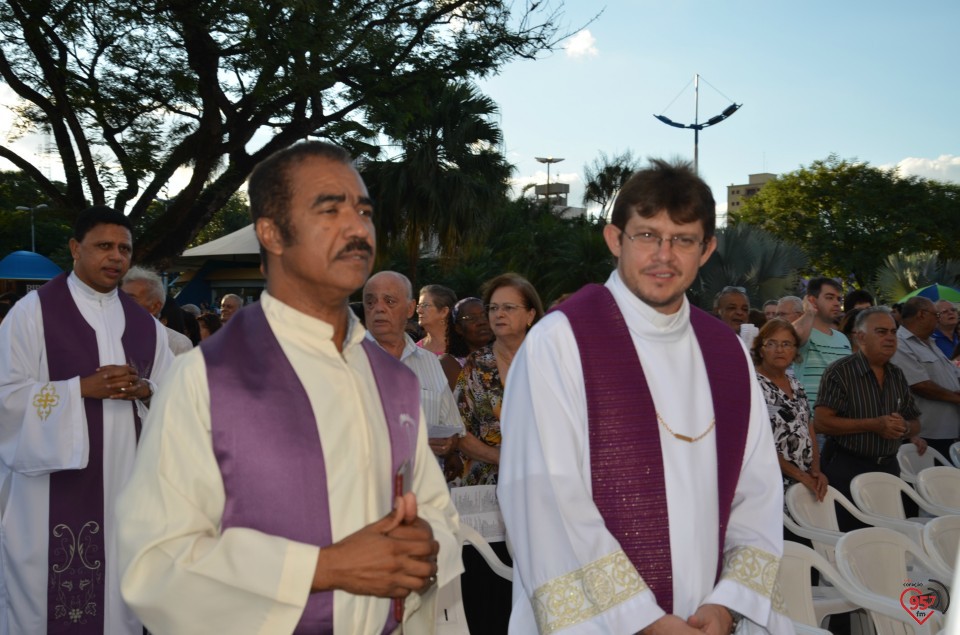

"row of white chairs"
[783,462,960,635]
[897,443,960,485]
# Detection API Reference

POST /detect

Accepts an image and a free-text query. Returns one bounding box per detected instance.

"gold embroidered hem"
[532,550,647,634]
[721,545,785,611]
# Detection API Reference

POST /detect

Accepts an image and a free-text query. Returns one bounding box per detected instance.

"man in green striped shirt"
[788,277,852,408]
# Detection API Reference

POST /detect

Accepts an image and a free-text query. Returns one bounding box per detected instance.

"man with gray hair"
[814,306,922,530]
[122,266,194,355]
[891,296,960,458]
[362,271,465,474]
[219,293,244,322]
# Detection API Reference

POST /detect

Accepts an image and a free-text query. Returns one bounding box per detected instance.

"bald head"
[901,296,938,339]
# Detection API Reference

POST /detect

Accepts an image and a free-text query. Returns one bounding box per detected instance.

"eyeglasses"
[775,311,801,319]
[416,302,434,311]
[487,303,528,314]
[621,230,706,254]
[920,309,942,319]
[762,340,796,350]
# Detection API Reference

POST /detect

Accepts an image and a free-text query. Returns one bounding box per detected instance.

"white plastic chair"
[916,466,960,513]
[836,528,950,635]
[779,541,873,633]
[921,515,960,578]
[851,472,942,522]
[898,444,952,485]
[780,540,931,634]
[787,483,925,551]
[783,510,844,565]
[436,523,511,634]
[949,441,960,469]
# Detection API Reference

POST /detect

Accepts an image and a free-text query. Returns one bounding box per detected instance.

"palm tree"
[692,224,809,310]
[361,80,512,277]
[874,252,960,303]
[582,151,639,219]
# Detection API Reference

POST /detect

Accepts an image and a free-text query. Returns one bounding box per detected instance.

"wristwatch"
[728,608,743,633]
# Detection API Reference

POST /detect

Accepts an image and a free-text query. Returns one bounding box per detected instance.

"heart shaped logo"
[900,587,937,625]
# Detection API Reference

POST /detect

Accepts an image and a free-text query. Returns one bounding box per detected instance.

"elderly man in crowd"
[891,297,960,457]
[815,307,923,531]
[363,270,465,475]
[122,266,194,355]
[116,141,460,634]
[932,300,960,360]
[713,286,750,333]
[219,293,244,322]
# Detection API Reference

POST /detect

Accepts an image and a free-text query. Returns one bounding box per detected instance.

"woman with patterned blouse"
[454,273,543,635]
[752,318,829,501]
[455,273,544,485]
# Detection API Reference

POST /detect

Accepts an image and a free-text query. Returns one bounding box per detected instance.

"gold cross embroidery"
[33,383,61,421]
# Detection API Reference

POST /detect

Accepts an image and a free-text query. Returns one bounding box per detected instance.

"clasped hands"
[312,492,439,599]
[80,364,151,401]
[639,604,735,635]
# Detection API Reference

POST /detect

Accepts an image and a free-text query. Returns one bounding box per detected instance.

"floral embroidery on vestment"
[532,550,646,634]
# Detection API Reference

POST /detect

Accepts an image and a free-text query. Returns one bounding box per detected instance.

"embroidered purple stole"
[555,284,750,614]
[38,271,156,634]
[204,302,419,635]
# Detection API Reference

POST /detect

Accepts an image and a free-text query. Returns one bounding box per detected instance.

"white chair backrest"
[916,466,960,512]
[787,483,924,546]
[899,444,951,484]
[836,527,950,635]
[784,540,942,635]
[949,441,960,469]
[851,471,946,520]
[921,515,960,577]
[852,471,909,519]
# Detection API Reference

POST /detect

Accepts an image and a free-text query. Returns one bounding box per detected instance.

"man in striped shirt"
[790,278,852,409]
[814,306,923,531]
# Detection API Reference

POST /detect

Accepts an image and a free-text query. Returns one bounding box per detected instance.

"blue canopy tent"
[0,250,63,281]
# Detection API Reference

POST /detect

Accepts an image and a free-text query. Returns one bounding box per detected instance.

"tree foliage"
[582,150,640,218]
[691,223,808,310]
[731,155,960,286]
[0,0,570,265]
[361,80,512,277]
[0,170,73,267]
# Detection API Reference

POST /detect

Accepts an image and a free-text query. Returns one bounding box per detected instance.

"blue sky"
[480,1,960,217]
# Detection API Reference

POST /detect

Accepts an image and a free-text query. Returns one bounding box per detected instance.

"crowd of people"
[0,139,957,635]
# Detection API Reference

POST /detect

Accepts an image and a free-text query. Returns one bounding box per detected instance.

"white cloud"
[564,29,598,58]
[883,155,960,184]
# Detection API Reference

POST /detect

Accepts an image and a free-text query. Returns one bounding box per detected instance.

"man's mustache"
[337,239,373,257]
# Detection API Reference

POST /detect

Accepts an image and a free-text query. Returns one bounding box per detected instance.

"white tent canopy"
[180,224,258,258]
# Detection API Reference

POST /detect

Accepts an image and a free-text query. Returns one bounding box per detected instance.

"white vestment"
[0,272,174,634]
[117,292,462,635]
[498,271,790,634]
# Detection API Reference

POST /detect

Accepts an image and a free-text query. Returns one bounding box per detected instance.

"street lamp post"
[15,204,49,252]
[534,156,565,203]
[653,74,741,173]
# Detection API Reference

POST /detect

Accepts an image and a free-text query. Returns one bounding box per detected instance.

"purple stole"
[555,284,750,614]
[203,302,419,635]
[38,272,156,634]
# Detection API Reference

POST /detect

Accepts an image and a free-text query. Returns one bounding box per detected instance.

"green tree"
[0,170,73,266]
[361,80,512,277]
[582,150,640,219]
[0,0,570,264]
[691,224,808,310]
[732,155,960,286]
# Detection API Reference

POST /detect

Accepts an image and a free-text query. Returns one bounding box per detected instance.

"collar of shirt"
[261,290,364,356]
[606,269,690,342]
[68,270,119,307]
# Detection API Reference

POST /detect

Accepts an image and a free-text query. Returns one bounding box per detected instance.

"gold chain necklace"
[656,412,716,443]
